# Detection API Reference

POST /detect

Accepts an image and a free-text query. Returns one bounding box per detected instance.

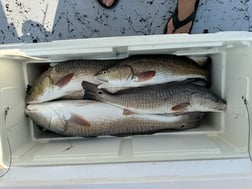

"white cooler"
[0,32,252,188]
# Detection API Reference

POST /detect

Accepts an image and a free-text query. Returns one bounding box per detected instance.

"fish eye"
[102,71,107,74]
[98,91,103,95]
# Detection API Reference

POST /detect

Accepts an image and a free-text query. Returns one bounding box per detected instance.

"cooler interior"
[0,34,251,167]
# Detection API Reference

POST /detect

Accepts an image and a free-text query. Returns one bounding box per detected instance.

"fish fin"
[61,90,84,100]
[55,73,74,88]
[171,103,190,112]
[123,109,137,115]
[97,84,129,94]
[134,71,156,82]
[104,87,127,94]
[82,81,98,93]
[83,91,98,100]
[82,81,104,102]
[67,114,91,127]
[184,78,210,87]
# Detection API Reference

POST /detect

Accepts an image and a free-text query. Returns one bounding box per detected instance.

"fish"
[82,81,226,115]
[25,100,204,137]
[60,90,85,100]
[95,55,210,92]
[26,59,117,104]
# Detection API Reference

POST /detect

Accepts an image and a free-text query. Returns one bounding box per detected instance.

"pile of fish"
[25,54,226,137]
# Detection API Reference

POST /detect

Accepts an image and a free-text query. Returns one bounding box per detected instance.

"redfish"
[25,100,204,137]
[82,81,226,115]
[26,60,116,104]
[95,55,210,92]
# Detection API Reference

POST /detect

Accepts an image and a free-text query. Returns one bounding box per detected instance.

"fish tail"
[81,81,101,101]
[83,90,99,101]
[81,81,98,92]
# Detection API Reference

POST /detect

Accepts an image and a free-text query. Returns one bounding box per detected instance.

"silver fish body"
[25,100,203,137]
[95,55,210,92]
[26,60,116,104]
[82,81,226,114]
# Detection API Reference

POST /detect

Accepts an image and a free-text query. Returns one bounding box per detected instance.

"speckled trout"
[26,60,117,104]
[82,81,226,114]
[95,55,210,91]
[25,100,204,137]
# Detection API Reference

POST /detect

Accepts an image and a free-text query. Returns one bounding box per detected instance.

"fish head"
[26,75,53,104]
[25,103,66,132]
[95,65,134,88]
[190,92,226,112]
[26,68,75,104]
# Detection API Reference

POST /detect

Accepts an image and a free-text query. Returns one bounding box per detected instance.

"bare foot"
[166,0,198,34]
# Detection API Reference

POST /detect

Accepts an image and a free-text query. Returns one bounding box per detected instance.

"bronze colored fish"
[25,100,204,137]
[95,55,210,92]
[82,81,226,114]
[26,60,117,104]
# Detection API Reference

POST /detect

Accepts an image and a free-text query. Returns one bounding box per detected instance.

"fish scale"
[57,114,201,136]
[26,60,117,104]
[53,60,116,81]
[99,85,184,113]
[82,81,226,114]
[25,100,204,137]
[26,55,210,104]
[95,54,210,92]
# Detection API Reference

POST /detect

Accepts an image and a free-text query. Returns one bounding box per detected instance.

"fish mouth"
[95,77,108,83]
[217,104,227,111]
[26,98,44,104]
[216,99,227,111]
[26,105,37,112]
[25,91,38,104]
[26,99,38,104]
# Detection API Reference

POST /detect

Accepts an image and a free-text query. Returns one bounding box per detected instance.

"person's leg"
[98,0,117,8]
[165,0,199,34]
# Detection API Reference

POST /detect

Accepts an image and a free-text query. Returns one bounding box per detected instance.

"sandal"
[164,0,200,34]
[97,0,119,9]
